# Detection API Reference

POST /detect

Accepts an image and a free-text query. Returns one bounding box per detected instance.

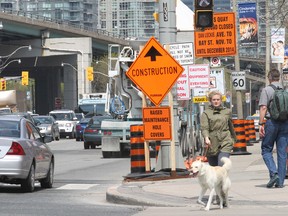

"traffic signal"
[0,79,6,90]
[195,0,214,28]
[87,67,94,81]
[22,71,29,85]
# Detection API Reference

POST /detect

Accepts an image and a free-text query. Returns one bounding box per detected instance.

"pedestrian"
[259,68,288,188]
[200,90,237,167]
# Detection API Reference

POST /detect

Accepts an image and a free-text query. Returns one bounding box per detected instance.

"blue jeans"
[261,119,288,186]
[208,152,230,167]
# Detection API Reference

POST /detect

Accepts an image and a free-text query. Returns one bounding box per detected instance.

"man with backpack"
[259,68,288,188]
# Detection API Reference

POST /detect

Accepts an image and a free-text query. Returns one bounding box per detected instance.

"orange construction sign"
[126,37,184,106]
[143,107,171,141]
[194,12,236,57]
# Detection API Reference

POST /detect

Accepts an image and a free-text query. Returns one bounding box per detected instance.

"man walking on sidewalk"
[258,69,288,188]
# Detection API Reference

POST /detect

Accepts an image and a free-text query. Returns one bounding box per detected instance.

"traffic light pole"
[232,0,243,119]
[156,0,185,173]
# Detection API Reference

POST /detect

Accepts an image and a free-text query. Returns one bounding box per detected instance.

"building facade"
[98,0,158,40]
[0,0,97,30]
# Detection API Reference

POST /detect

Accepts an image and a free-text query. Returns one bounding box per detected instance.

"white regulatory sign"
[164,42,194,65]
[231,71,246,90]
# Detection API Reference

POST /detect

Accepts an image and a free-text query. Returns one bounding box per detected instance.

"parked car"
[0,115,54,192]
[33,115,60,141]
[49,109,78,139]
[75,117,91,141]
[83,115,113,149]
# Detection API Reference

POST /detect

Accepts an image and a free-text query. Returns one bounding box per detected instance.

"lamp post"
[61,62,79,107]
[0,59,21,72]
[0,45,31,67]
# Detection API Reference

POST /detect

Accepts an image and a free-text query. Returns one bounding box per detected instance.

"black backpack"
[269,84,288,121]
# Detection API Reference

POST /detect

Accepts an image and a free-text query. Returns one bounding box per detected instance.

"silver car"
[0,115,54,192]
[33,115,60,141]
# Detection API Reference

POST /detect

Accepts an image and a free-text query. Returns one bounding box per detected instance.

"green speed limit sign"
[231,71,246,90]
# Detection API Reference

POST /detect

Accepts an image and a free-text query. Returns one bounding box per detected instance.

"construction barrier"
[247,119,257,143]
[130,124,146,173]
[244,120,253,146]
[231,119,251,155]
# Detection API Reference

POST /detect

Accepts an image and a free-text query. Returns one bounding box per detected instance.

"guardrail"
[0,9,125,40]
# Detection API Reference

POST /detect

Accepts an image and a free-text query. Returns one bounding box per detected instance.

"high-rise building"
[0,0,97,30]
[98,0,158,40]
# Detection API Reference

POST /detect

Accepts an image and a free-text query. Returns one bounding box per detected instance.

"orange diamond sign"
[126,37,184,106]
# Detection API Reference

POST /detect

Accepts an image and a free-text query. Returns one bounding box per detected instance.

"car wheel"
[91,144,96,149]
[84,142,89,149]
[40,160,54,188]
[76,137,80,141]
[21,163,35,193]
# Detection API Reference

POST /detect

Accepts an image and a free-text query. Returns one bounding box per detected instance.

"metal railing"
[0,9,125,40]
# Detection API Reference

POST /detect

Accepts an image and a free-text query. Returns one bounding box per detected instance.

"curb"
[106,183,193,207]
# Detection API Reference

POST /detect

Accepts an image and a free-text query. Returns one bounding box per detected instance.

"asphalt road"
[0,138,142,216]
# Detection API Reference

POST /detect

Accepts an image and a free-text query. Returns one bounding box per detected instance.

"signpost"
[126,37,184,106]
[164,42,194,65]
[194,12,236,57]
[232,71,246,90]
[143,107,171,141]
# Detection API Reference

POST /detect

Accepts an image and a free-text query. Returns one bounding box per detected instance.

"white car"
[49,110,78,139]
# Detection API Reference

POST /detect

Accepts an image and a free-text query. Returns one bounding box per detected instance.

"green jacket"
[200,106,237,156]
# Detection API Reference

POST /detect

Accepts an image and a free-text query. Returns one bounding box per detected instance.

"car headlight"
[66,123,72,127]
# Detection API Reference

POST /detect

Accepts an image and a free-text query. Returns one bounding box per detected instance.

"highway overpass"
[0,10,129,114]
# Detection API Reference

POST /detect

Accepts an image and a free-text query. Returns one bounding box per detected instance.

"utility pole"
[232,0,243,119]
[156,0,185,172]
[265,0,270,85]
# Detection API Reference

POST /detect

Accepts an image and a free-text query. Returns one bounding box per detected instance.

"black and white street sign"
[231,71,246,90]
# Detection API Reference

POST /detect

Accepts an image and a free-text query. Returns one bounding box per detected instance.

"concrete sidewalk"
[106,142,288,214]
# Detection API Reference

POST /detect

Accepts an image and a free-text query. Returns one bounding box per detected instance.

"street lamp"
[0,59,21,72]
[0,45,31,67]
[61,62,77,71]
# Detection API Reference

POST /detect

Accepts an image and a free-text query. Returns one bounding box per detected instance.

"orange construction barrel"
[244,120,253,146]
[231,119,251,155]
[130,124,146,173]
[247,119,257,143]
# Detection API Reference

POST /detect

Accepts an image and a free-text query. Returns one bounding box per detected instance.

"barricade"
[130,124,146,173]
[231,119,251,155]
[244,120,253,146]
[247,119,257,143]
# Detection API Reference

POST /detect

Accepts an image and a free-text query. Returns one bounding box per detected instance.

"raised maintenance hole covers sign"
[143,107,171,141]
[126,37,184,106]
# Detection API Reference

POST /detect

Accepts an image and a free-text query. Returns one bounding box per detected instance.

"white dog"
[190,157,232,211]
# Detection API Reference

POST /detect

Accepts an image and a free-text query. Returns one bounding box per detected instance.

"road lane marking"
[56,184,99,190]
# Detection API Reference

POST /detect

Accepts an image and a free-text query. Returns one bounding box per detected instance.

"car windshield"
[50,113,73,121]
[0,120,20,138]
[78,104,105,115]
[34,116,52,124]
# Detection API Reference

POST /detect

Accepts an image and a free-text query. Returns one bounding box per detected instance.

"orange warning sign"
[143,107,171,141]
[126,37,184,106]
[194,12,236,57]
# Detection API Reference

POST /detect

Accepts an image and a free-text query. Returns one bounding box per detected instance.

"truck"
[77,92,108,116]
[0,90,17,113]
[100,44,145,158]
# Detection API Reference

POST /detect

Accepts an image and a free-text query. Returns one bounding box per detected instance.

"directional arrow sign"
[126,37,184,106]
